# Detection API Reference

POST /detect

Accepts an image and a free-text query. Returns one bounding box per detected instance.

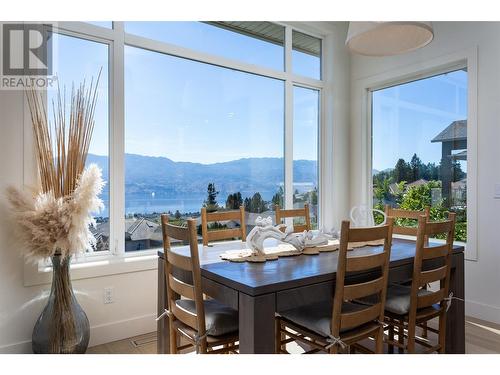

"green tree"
[310,186,318,205]
[374,176,392,204]
[393,158,411,183]
[174,210,181,220]
[410,153,423,182]
[271,186,284,208]
[398,180,447,227]
[203,183,219,212]
[226,192,243,209]
[451,160,466,182]
[245,192,267,213]
[423,162,439,181]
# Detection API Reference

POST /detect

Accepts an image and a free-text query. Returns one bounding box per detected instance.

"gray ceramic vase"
[32,255,90,354]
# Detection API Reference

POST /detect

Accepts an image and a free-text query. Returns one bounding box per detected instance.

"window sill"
[23,250,159,287]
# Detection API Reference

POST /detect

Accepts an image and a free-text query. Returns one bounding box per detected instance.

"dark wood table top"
[158,238,464,296]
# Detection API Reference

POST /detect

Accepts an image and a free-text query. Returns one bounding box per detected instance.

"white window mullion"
[110,22,125,255]
[284,26,294,211]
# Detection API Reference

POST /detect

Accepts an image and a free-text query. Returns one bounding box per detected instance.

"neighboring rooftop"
[407,179,428,188]
[431,120,467,143]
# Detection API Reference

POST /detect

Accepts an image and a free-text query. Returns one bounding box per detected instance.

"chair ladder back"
[410,213,456,313]
[274,203,311,233]
[161,215,207,342]
[385,205,430,237]
[331,218,394,335]
[201,206,246,246]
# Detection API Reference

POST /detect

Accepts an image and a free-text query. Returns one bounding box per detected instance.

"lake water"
[97,191,277,218]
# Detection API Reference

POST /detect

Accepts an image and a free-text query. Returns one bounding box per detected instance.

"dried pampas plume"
[5,70,103,261]
[6,164,104,260]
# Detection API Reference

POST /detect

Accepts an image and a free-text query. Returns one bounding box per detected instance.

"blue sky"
[372,69,467,171]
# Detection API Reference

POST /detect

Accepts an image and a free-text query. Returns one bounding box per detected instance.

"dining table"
[157,237,465,354]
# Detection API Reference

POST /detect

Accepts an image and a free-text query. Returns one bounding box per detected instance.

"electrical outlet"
[103,287,114,304]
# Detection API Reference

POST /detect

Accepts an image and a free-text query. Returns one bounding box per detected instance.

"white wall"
[0,22,352,353]
[349,21,500,324]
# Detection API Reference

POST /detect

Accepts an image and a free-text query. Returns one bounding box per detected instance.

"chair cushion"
[279,300,369,337]
[175,299,238,337]
[384,284,433,315]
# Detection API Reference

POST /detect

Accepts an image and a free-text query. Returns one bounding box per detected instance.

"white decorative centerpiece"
[246,216,286,257]
[220,217,341,262]
[282,226,330,251]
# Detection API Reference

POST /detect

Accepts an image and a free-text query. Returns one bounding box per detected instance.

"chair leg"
[280,332,287,352]
[397,322,405,354]
[421,321,428,338]
[169,325,178,354]
[407,321,416,354]
[438,312,447,354]
[375,326,384,354]
[388,320,395,354]
[275,319,282,354]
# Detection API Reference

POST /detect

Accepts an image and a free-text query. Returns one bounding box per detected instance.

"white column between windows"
[284,26,294,212]
[111,22,125,255]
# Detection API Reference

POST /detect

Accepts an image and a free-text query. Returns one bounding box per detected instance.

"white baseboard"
[0,340,32,354]
[0,313,157,354]
[89,313,157,347]
[466,299,500,325]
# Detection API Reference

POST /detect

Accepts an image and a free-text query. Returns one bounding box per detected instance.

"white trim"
[124,33,324,89]
[0,340,32,354]
[24,251,158,287]
[466,299,500,326]
[55,21,116,41]
[353,47,478,261]
[319,32,337,230]
[111,22,125,255]
[284,26,294,211]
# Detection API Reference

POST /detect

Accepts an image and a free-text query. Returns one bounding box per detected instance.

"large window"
[124,47,284,251]
[371,69,468,242]
[48,32,110,252]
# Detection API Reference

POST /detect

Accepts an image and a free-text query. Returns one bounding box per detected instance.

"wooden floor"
[87,316,500,354]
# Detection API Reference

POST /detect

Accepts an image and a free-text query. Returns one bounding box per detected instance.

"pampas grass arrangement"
[6,71,103,353]
[7,71,104,260]
[6,164,104,259]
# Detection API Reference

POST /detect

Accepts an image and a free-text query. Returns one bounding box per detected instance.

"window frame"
[353,47,478,262]
[23,21,326,286]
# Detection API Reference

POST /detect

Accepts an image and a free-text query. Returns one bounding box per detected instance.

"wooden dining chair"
[275,218,394,354]
[383,212,456,354]
[160,215,239,354]
[274,203,311,233]
[201,206,246,246]
[385,205,431,339]
[385,205,431,237]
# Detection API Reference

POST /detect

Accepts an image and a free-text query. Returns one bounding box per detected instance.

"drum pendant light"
[346,22,434,56]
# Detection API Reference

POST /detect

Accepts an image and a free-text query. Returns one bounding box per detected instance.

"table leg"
[238,292,276,354]
[157,257,169,354]
[446,252,465,353]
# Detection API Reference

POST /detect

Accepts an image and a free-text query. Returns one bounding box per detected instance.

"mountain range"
[87,153,318,198]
